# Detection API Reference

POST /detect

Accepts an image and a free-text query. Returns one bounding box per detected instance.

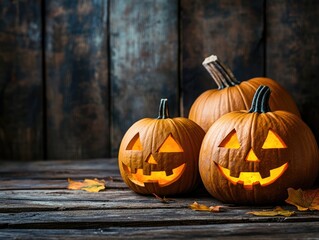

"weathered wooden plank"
[109,0,179,156]
[0,169,120,180]
[1,159,319,238]
[0,189,216,212]
[0,179,126,190]
[0,189,227,205]
[0,158,118,172]
[2,222,319,239]
[0,180,71,190]
[45,0,110,159]
[1,207,319,229]
[180,0,265,116]
[0,0,43,160]
[266,0,319,143]
[0,187,207,199]
[0,159,121,180]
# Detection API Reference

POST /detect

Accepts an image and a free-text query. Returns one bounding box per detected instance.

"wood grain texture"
[2,208,319,228]
[109,0,179,157]
[0,158,120,180]
[1,0,319,161]
[180,0,265,116]
[2,223,319,239]
[45,0,110,159]
[0,189,215,212]
[0,0,43,160]
[266,0,319,143]
[0,158,118,172]
[1,158,319,239]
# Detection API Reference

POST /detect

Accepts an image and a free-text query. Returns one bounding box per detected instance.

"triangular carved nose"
[245,148,260,162]
[146,154,158,164]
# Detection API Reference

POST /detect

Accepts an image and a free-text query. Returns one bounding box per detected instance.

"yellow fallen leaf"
[189,201,210,211]
[189,202,226,212]
[247,206,295,217]
[67,178,106,192]
[285,188,319,211]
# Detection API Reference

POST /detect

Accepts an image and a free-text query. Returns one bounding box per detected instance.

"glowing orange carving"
[219,130,240,149]
[246,149,260,162]
[126,133,143,151]
[125,133,185,187]
[123,163,186,187]
[217,129,288,190]
[158,134,184,152]
[217,163,288,190]
[262,129,287,149]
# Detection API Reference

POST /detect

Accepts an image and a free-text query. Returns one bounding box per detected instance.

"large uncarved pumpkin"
[189,55,300,132]
[199,86,318,204]
[118,99,205,196]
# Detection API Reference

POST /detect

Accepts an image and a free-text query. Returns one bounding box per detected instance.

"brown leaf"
[189,202,226,212]
[67,178,106,192]
[247,206,295,217]
[152,193,175,203]
[285,188,319,211]
[209,205,225,212]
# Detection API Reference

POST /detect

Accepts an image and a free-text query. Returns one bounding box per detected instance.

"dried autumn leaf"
[285,188,319,211]
[189,202,225,212]
[209,205,225,212]
[189,201,210,211]
[247,206,295,217]
[67,178,106,192]
[152,193,175,203]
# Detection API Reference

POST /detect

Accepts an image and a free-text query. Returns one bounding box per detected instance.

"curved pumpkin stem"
[158,98,169,119]
[202,55,241,89]
[249,85,271,113]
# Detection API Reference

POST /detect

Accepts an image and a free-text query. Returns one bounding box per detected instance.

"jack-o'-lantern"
[118,99,205,196]
[189,55,300,132]
[199,86,318,204]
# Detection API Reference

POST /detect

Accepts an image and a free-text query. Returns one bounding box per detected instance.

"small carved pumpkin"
[189,55,300,132]
[199,86,318,204]
[118,99,205,196]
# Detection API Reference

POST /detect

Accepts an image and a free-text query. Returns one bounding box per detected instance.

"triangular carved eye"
[126,133,143,150]
[219,129,240,149]
[262,129,287,149]
[158,134,183,152]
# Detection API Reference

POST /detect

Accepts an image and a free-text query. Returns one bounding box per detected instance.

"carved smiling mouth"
[122,163,186,187]
[217,163,288,190]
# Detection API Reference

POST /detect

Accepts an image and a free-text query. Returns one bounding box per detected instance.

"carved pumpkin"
[118,99,205,196]
[189,55,300,132]
[199,86,318,204]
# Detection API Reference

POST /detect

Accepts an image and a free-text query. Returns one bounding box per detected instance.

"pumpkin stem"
[202,55,241,89]
[158,98,169,119]
[249,85,271,113]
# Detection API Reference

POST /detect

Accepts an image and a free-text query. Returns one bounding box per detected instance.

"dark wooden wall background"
[0,0,318,161]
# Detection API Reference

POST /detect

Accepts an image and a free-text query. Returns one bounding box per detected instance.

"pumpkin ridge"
[172,119,197,189]
[250,113,259,173]
[119,98,206,196]
[199,86,318,204]
[234,84,251,110]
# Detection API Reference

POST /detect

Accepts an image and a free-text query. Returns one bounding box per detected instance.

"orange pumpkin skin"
[189,55,300,132]
[199,86,318,205]
[118,99,205,196]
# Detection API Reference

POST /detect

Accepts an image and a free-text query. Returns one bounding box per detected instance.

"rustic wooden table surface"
[1,158,319,239]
